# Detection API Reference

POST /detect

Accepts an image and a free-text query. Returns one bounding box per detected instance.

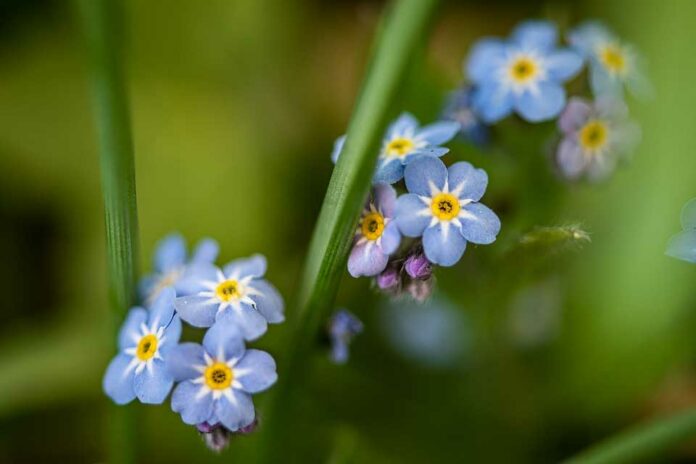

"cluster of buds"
[375,247,434,302]
[196,420,258,452]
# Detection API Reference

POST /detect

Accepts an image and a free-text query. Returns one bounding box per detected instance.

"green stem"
[257,0,439,460]
[78,1,139,463]
[564,408,696,464]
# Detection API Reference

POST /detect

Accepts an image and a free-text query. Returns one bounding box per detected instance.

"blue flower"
[173,254,284,340]
[167,322,277,432]
[395,156,500,267]
[139,233,219,304]
[442,86,489,146]
[348,183,401,277]
[332,112,459,184]
[568,21,651,98]
[103,288,181,405]
[328,309,363,364]
[466,20,583,123]
[666,198,696,263]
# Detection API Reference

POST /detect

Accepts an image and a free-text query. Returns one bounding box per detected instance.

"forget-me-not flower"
[167,322,277,432]
[442,86,489,146]
[103,288,181,405]
[666,198,696,263]
[556,97,640,180]
[174,254,284,340]
[568,21,651,98]
[328,309,364,364]
[348,183,401,277]
[139,233,219,304]
[395,156,500,266]
[466,20,583,123]
[332,112,459,184]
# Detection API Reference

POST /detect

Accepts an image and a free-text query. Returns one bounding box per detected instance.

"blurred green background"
[1,0,696,462]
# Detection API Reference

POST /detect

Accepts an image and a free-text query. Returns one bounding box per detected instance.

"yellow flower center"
[361,212,385,241]
[431,193,461,220]
[204,362,233,390]
[216,279,241,302]
[509,57,538,83]
[136,334,158,361]
[579,120,609,151]
[385,137,415,157]
[599,44,627,75]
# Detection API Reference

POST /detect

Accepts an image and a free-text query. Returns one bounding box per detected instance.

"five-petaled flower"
[103,288,181,405]
[139,233,219,304]
[331,112,459,184]
[395,156,500,266]
[556,97,640,181]
[466,20,583,123]
[167,322,277,432]
[568,21,650,98]
[348,183,401,277]
[174,254,284,341]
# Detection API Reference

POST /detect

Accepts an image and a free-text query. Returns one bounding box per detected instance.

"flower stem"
[564,408,696,464]
[256,0,440,459]
[78,0,139,462]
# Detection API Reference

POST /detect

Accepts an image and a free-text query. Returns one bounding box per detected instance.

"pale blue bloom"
[395,156,500,267]
[139,233,219,304]
[167,322,277,432]
[174,254,284,340]
[332,112,459,184]
[328,309,363,364]
[442,86,489,146]
[103,288,181,405]
[666,198,696,263]
[466,20,583,123]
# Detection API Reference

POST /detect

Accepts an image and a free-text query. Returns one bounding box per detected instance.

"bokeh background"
[2,0,696,462]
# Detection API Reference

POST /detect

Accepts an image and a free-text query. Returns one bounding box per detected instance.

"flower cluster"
[103,234,284,451]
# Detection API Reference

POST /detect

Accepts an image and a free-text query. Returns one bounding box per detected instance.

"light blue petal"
[133,359,174,404]
[248,280,285,324]
[103,353,136,405]
[203,319,247,359]
[331,135,346,164]
[331,342,349,364]
[395,194,431,237]
[590,65,623,97]
[177,263,220,294]
[666,230,696,263]
[234,350,278,393]
[416,121,460,145]
[471,83,514,123]
[387,112,419,138]
[515,82,566,122]
[447,162,488,202]
[512,20,558,51]
[223,255,267,280]
[402,147,449,164]
[347,242,389,278]
[373,158,405,184]
[567,21,613,56]
[154,233,186,273]
[174,295,219,328]
[380,221,401,255]
[546,49,584,81]
[404,156,447,196]
[373,183,397,217]
[138,275,157,303]
[171,381,214,425]
[681,199,696,230]
[215,389,256,432]
[459,203,501,245]
[165,342,206,381]
[149,287,176,329]
[118,308,147,351]
[422,224,467,267]
[191,238,219,265]
[160,315,182,350]
[466,38,507,82]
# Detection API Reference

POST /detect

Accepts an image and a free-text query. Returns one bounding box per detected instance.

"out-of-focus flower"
[332,112,459,184]
[568,21,651,98]
[174,255,284,340]
[348,184,401,277]
[406,278,434,302]
[328,309,364,364]
[666,198,696,263]
[466,20,583,123]
[139,233,219,304]
[168,323,277,432]
[442,86,489,146]
[556,97,640,181]
[404,251,432,280]
[395,156,500,267]
[103,288,181,405]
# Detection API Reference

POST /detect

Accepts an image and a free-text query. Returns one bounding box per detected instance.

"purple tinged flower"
[328,309,364,364]
[404,252,432,280]
[395,156,501,267]
[556,97,640,181]
[442,86,489,146]
[376,265,401,291]
[196,420,258,452]
[348,184,401,277]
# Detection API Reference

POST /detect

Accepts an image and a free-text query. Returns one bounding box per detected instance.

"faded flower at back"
[442,86,489,146]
